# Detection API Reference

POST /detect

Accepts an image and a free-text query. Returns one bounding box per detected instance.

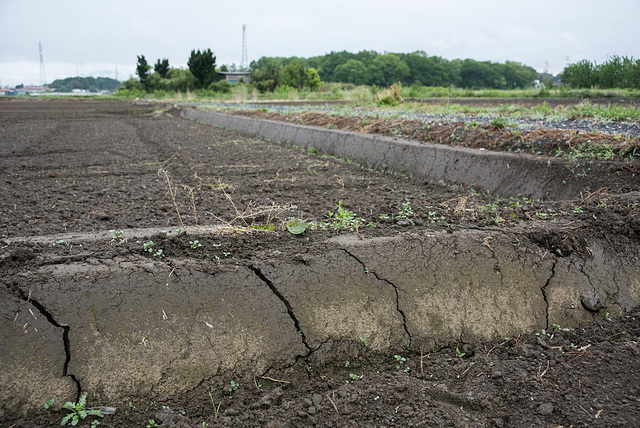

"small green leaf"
[286,219,307,235]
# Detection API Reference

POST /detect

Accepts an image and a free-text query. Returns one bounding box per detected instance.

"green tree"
[154,58,170,78]
[561,59,597,88]
[333,59,367,84]
[367,54,410,86]
[188,49,217,88]
[136,55,151,91]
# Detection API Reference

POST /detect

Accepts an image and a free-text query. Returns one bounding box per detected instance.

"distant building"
[217,71,252,84]
[15,85,51,95]
[0,88,13,96]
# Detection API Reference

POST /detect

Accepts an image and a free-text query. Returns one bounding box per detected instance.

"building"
[217,71,252,84]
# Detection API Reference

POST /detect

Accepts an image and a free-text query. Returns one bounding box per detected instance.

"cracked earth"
[1,98,639,427]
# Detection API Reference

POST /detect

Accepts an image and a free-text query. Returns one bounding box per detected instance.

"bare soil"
[1,98,639,427]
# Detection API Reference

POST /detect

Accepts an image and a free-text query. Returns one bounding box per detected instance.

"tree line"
[49,76,120,92]
[121,48,638,95]
[560,55,640,89]
[251,50,538,91]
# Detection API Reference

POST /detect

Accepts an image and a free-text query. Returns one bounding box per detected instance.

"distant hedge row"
[561,56,640,89]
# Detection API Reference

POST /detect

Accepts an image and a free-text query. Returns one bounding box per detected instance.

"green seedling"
[142,241,154,253]
[189,240,202,249]
[110,230,123,240]
[394,354,406,369]
[359,336,368,347]
[60,393,103,426]
[147,420,158,428]
[208,389,221,419]
[44,398,55,413]
[456,347,466,358]
[228,381,239,393]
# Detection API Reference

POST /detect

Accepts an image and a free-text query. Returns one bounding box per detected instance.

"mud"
[1,99,639,427]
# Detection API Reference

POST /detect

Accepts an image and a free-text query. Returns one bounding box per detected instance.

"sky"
[1,0,639,87]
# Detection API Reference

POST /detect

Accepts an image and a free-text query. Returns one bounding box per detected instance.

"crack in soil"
[339,248,413,346]
[5,283,81,400]
[541,258,558,330]
[249,265,313,354]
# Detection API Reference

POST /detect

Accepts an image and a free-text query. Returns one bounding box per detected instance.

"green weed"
[60,393,103,426]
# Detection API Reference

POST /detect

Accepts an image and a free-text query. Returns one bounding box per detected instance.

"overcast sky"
[1,0,638,87]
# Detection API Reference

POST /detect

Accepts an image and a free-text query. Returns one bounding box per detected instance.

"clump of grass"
[375,82,404,106]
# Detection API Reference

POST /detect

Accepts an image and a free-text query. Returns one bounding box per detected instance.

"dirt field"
[1,98,639,427]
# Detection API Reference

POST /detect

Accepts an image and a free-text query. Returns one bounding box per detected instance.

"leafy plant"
[394,354,406,369]
[110,230,123,240]
[286,218,307,235]
[142,241,154,253]
[147,420,159,428]
[189,240,202,249]
[228,381,239,393]
[60,393,103,426]
[456,347,467,358]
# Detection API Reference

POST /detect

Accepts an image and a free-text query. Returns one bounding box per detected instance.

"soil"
[1,98,639,427]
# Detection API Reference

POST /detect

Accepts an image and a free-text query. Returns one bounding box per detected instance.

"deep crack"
[340,249,413,346]
[541,258,558,330]
[249,265,313,354]
[6,283,81,400]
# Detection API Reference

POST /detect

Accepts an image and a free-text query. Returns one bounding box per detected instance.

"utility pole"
[39,41,47,86]
[241,24,248,71]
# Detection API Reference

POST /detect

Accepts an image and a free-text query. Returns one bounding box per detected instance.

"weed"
[228,381,239,393]
[142,241,154,253]
[60,393,103,426]
[572,206,583,213]
[394,354,406,369]
[41,397,55,413]
[189,240,202,249]
[349,373,361,381]
[489,117,508,130]
[345,361,350,367]
[158,168,188,234]
[147,420,159,427]
[286,218,307,235]
[110,230,122,240]
[208,389,221,419]
[325,123,338,129]
[359,336,368,347]
[456,347,467,358]
[379,213,390,220]
[397,202,414,224]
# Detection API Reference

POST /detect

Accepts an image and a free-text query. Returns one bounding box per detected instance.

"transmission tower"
[241,24,248,70]
[39,41,47,86]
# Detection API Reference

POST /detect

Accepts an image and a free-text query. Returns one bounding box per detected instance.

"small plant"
[208,389,221,419]
[110,230,123,240]
[345,361,350,367]
[359,336,368,347]
[142,241,154,253]
[456,347,467,358]
[44,398,55,413]
[154,249,164,259]
[60,393,104,426]
[397,202,415,224]
[349,373,361,381]
[228,381,239,393]
[489,117,508,130]
[286,218,307,235]
[394,354,406,369]
[147,420,159,428]
[189,240,202,249]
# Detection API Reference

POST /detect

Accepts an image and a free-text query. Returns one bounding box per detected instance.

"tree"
[367,54,410,86]
[136,55,151,91]
[333,59,367,85]
[188,49,217,88]
[154,58,170,79]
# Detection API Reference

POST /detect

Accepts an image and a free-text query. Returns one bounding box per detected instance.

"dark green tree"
[188,49,217,88]
[154,58,170,79]
[333,59,367,85]
[136,55,151,91]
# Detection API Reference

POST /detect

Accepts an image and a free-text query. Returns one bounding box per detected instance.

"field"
[1,98,639,427]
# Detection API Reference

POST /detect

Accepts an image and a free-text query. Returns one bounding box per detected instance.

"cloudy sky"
[1,0,638,87]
